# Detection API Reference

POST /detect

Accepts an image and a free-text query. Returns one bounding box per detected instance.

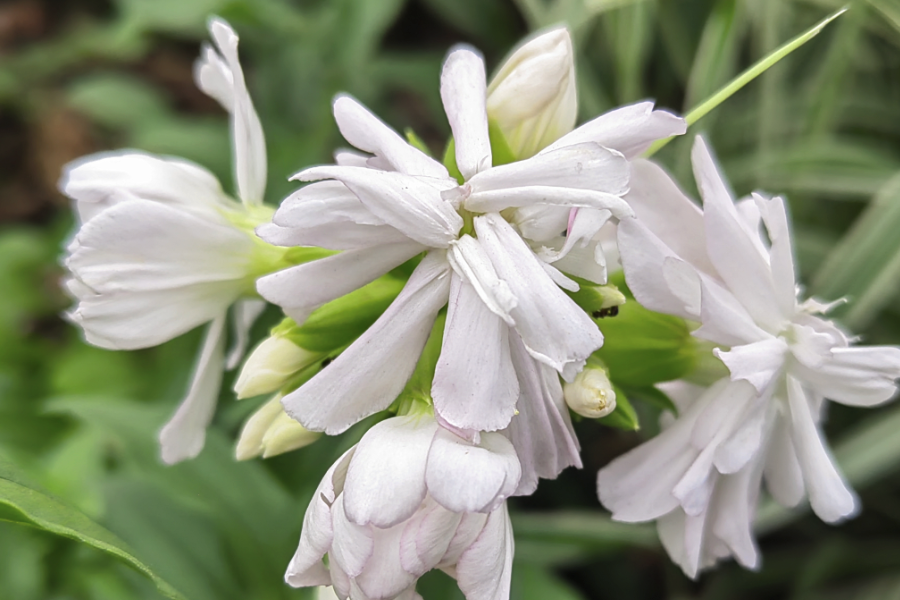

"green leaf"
[683,0,741,110]
[511,566,584,600]
[597,386,639,431]
[0,454,187,600]
[66,73,169,130]
[645,6,848,156]
[626,386,677,415]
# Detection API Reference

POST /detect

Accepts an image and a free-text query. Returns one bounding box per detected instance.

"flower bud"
[235,395,321,460]
[487,26,576,159]
[564,367,617,418]
[234,334,320,399]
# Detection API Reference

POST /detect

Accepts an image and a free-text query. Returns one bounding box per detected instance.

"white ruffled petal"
[257,221,410,251]
[158,315,227,464]
[399,498,462,577]
[353,523,417,600]
[274,181,385,229]
[798,345,900,407]
[754,193,797,316]
[441,47,491,179]
[762,411,805,507]
[281,252,450,434]
[465,185,632,217]
[715,338,788,393]
[447,235,516,325]
[454,503,514,600]
[330,495,375,578]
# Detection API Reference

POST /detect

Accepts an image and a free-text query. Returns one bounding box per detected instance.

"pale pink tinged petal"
[66,199,251,293]
[616,218,700,321]
[332,95,448,179]
[510,205,570,243]
[475,213,603,376]
[330,495,375,578]
[256,241,424,324]
[465,186,633,218]
[426,429,521,514]
[710,462,763,571]
[692,275,772,347]
[439,512,489,567]
[506,334,581,496]
[467,142,630,197]
[441,47,491,178]
[432,275,519,431]
[201,18,267,205]
[693,137,783,330]
[257,221,410,251]
[274,181,385,228]
[399,499,462,576]
[225,298,266,370]
[393,587,424,600]
[715,338,788,393]
[281,252,451,434]
[286,449,356,588]
[354,522,418,600]
[763,411,805,507]
[550,239,607,285]
[549,208,611,263]
[334,149,372,167]
[298,166,462,248]
[543,101,686,158]
[624,159,714,275]
[60,151,230,222]
[455,503,514,600]
[330,560,351,600]
[343,415,438,528]
[158,315,227,464]
[447,236,516,325]
[798,345,900,407]
[785,376,858,522]
[754,194,797,316]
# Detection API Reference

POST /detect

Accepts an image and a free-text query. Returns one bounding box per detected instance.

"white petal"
[432,274,519,431]
[441,47,491,179]
[274,181,385,229]
[298,166,462,248]
[763,411,805,507]
[505,332,581,496]
[225,298,266,370]
[542,101,686,158]
[509,204,569,243]
[754,193,797,316]
[693,137,784,330]
[197,18,267,205]
[353,521,417,600]
[447,235,516,325]
[281,252,451,434]
[343,415,438,528]
[475,213,603,377]
[465,185,632,217]
[332,95,448,179]
[455,503,514,600]
[426,429,521,513]
[692,275,772,347]
[258,221,410,251]
[710,465,762,571]
[785,376,858,522]
[798,345,900,407]
[59,151,231,222]
[330,495,375,578]
[256,241,424,324]
[158,315,227,464]
[399,498,462,576]
[286,449,355,588]
[439,512,489,568]
[715,338,788,393]
[467,142,630,199]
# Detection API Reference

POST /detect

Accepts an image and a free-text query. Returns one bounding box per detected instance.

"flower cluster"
[58,16,900,600]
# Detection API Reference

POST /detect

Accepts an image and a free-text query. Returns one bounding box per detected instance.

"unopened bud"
[564,367,617,418]
[235,334,320,399]
[487,26,576,159]
[235,395,321,460]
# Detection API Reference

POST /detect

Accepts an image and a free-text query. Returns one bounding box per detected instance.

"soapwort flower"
[597,136,900,577]
[60,18,284,464]
[285,412,517,600]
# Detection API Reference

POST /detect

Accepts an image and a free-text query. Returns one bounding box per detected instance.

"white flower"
[285,413,517,600]
[597,136,900,577]
[563,364,617,418]
[60,17,277,464]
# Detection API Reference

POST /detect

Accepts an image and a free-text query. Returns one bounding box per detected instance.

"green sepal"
[625,385,678,416]
[278,276,405,352]
[283,246,338,266]
[405,128,432,157]
[593,272,697,388]
[597,385,639,431]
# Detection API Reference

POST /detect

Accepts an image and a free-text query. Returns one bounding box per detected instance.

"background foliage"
[2,0,900,598]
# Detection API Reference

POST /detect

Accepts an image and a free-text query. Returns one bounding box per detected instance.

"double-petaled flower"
[60,18,283,464]
[597,136,900,577]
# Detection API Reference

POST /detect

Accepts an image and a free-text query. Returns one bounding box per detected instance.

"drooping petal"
[455,503,514,600]
[715,338,788,393]
[797,345,900,407]
[432,274,519,431]
[196,18,267,205]
[353,521,418,600]
[709,462,763,572]
[330,495,375,578]
[297,166,462,248]
[399,498,462,577]
[762,410,805,507]
[441,47,491,179]
[475,213,603,378]
[426,429,521,513]
[785,376,858,522]
[332,95,448,179]
[281,252,451,434]
[59,151,231,222]
[286,449,356,588]
[158,315,227,464]
[225,298,266,370]
[343,415,438,528]
[447,235,516,326]
[542,101,686,158]
[256,241,424,324]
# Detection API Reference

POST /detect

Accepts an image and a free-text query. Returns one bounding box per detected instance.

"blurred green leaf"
[511,566,584,600]
[684,0,741,110]
[0,454,187,600]
[66,73,169,130]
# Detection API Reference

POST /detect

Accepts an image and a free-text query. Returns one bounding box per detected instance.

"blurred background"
[2,0,900,598]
